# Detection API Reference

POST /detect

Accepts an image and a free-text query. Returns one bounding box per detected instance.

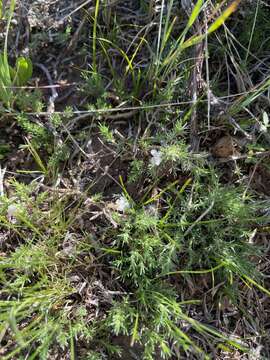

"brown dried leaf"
[211,135,239,158]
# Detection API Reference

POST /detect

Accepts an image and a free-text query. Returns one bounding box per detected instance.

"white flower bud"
[150,149,162,166]
[115,196,130,212]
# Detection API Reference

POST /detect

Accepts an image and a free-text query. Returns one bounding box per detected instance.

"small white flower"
[7,204,18,217]
[7,204,19,223]
[150,149,162,166]
[115,195,130,212]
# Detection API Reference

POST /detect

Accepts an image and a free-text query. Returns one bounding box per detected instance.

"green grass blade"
[208,0,241,35]
[93,0,100,73]
[187,0,204,28]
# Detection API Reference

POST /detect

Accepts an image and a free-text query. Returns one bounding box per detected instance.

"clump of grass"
[0,181,107,359]
[104,167,267,359]
[1,172,267,359]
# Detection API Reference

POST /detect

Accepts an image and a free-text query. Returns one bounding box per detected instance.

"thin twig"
[214,150,270,163]
[189,10,205,152]
[35,63,58,113]
[184,200,215,236]
[55,0,121,26]
[2,89,268,118]
[0,166,7,196]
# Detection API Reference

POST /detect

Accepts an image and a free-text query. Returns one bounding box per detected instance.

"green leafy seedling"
[0,53,12,106]
[14,57,33,86]
[0,55,33,106]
